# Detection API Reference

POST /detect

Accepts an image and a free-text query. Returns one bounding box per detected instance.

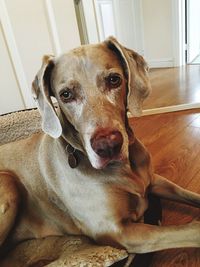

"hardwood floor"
[129,109,200,266]
[144,65,200,109]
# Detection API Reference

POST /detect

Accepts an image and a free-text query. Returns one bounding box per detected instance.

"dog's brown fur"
[0,37,200,255]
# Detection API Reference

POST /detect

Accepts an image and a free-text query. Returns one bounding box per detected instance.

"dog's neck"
[57,108,85,152]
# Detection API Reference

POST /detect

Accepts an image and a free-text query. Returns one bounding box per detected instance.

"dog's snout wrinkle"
[91,130,123,158]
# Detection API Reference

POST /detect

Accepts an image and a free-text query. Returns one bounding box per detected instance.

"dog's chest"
[58,178,117,234]
[56,171,146,237]
[45,149,148,237]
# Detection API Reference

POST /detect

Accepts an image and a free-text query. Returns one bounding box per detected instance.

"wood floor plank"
[151,125,200,185]
[144,65,200,109]
[129,109,200,266]
[131,109,200,148]
[150,248,200,267]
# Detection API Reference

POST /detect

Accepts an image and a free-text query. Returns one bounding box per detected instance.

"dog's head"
[32,37,151,169]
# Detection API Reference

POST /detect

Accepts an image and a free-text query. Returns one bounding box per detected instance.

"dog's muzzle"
[90,129,123,159]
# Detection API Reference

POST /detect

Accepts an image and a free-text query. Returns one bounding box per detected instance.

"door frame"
[171,0,186,66]
[185,0,200,63]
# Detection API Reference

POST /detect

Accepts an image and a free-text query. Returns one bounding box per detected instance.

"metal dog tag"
[68,153,78,168]
[66,144,78,168]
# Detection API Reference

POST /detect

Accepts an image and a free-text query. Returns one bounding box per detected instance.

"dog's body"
[0,132,149,246]
[0,37,200,255]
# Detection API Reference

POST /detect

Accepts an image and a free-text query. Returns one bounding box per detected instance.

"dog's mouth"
[95,153,125,169]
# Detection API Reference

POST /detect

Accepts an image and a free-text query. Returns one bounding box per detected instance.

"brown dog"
[0,37,200,256]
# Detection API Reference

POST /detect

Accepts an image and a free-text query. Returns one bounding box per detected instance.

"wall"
[0,22,25,113]
[0,0,80,115]
[142,0,174,67]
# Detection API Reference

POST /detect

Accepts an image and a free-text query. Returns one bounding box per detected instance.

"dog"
[0,37,200,256]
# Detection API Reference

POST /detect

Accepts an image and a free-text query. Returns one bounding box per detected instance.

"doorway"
[186,0,200,64]
[74,0,144,55]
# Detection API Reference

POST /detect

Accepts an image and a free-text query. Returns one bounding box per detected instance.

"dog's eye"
[60,89,74,103]
[106,73,122,89]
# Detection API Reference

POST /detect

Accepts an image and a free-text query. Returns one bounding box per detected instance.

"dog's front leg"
[150,174,200,207]
[116,221,200,253]
[0,172,20,246]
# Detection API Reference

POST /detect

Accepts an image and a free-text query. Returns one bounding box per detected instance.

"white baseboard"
[128,102,200,118]
[148,58,174,68]
[143,103,200,115]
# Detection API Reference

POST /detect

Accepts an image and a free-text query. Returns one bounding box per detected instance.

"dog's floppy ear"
[105,37,151,116]
[32,55,62,138]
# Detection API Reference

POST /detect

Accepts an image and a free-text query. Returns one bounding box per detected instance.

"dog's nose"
[91,130,123,158]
